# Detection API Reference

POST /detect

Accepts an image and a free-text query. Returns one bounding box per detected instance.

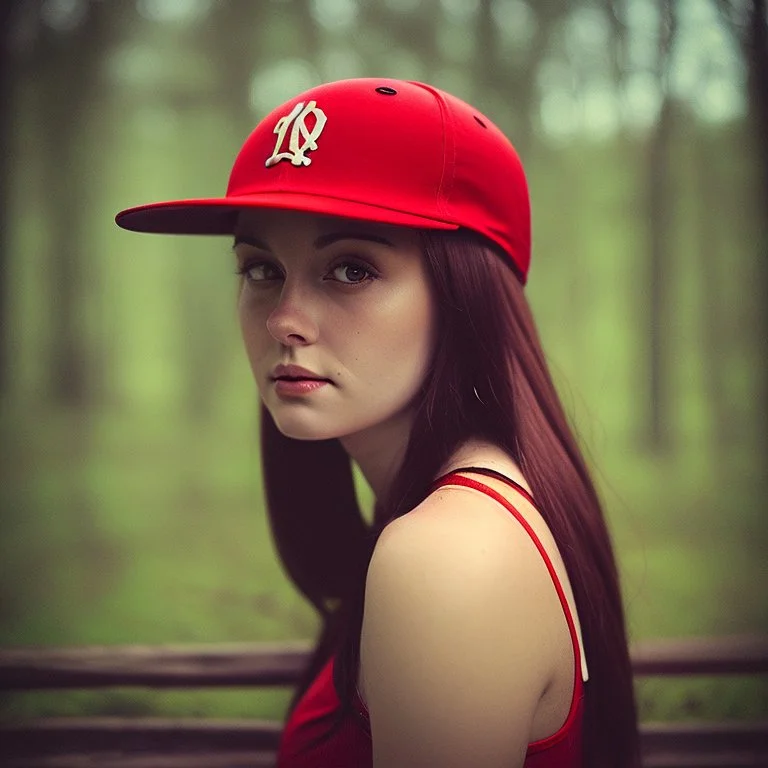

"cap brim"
[115,193,461,235]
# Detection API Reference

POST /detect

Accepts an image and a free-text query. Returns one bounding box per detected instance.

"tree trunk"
[713,0,768,455]
[0,1,20,395]
[30,1,122,406]
[741,0,768,212]
[38,34,94,405]
[644,0,678,452]
[745,0,768,453]
[695,129,735,447]
[646,99,673,451]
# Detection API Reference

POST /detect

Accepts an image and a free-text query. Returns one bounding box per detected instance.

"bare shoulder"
[359,487,568,768]
[369,486,552,591]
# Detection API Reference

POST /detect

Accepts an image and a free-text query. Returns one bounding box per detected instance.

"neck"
[340,408,415,503]
[439,437,532,495]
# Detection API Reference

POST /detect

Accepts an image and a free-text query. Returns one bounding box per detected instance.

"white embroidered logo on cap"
[265,100,327,168]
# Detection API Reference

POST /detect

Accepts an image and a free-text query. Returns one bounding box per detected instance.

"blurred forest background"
[0,0,766,725]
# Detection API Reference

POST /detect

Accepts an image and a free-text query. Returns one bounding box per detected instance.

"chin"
[267,405,398,444]
[267,411,347,442]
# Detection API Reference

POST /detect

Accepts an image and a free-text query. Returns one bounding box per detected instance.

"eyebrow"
[232,232,395,250]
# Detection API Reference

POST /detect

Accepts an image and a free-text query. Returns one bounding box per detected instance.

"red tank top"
[277,470,585,767]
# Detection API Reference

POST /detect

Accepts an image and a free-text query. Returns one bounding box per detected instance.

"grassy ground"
[0,400,765,723]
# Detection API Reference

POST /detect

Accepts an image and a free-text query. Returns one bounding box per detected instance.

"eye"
[237,261,282,282]
[327,261,378,285]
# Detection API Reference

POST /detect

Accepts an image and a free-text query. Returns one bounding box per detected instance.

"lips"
[270,364,332,383]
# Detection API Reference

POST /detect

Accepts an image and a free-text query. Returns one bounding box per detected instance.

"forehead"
[233,208,421,248]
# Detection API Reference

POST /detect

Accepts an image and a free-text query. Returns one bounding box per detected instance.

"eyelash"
[235,259,379,286]
[326,260,379,285]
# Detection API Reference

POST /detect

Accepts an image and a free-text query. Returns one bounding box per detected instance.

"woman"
[116,78,639,767]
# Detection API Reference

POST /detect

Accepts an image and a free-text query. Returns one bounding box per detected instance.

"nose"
[265,289,319,346]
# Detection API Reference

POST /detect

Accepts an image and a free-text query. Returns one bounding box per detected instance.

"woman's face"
[234,209,436,444]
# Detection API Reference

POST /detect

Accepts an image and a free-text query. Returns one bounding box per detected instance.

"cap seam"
[410,82,454,219]
[440,95,456,218]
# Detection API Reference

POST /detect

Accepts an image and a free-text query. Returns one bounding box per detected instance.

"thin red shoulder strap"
[431,470,584,684]
[434,465,536,506]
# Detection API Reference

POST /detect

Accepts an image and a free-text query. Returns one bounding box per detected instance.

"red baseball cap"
[115,78,531,282]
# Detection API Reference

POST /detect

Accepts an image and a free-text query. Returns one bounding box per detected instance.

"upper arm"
[359,489,565,768]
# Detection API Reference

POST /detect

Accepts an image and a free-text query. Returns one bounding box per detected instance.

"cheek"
[362,283,436,380]
[238,293,272,359]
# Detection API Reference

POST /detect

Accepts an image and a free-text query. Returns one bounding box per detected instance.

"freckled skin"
[234,210,436,448]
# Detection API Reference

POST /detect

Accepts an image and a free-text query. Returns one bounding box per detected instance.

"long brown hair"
[260,230,639,766]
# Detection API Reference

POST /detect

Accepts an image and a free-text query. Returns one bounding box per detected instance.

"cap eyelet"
[474,115,487,128]
[375,86,398,96]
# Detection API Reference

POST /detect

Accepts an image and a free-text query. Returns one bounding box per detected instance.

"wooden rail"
[1,635,767,768]
[0,641,312,690]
